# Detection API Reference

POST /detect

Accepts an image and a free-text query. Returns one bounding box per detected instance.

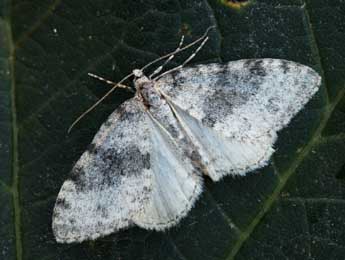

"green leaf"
[1,0,344,259]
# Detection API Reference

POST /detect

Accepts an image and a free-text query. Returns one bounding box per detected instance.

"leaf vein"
[227,85,345,259]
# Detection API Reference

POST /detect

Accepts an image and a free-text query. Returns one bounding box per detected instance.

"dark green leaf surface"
[1,0,344,259]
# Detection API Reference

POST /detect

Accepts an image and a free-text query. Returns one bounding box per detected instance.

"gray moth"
[52,32,321,243]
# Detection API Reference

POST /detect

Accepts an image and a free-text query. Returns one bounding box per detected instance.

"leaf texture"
[0,0,344,259]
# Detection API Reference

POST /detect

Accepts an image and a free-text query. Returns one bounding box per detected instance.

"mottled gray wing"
[53,99,202,243]
[156,59,321,181]
[52,99,152,243]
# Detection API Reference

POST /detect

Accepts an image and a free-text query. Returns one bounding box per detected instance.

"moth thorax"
[135,78,162,107]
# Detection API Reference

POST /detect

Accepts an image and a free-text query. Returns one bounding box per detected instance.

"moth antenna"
[149,35,185,79]
[141,26,215,72]
[154,36,209,81]
[68,26,215,133]
[67,72,134,133]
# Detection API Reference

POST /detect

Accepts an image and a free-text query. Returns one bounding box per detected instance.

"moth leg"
[149,35,185,79]
[88,73,133,91]
[153,36,209,81]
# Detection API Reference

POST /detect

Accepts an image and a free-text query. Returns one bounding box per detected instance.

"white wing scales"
[168,102,274,181]
[53,99,152,242]
[53,99,202,243]
[134,113,202,229]
[157,59,321,180]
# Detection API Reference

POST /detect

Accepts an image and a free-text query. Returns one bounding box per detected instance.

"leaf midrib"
[3,1,23,259]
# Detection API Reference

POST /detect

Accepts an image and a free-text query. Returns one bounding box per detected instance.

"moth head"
[133,69,144,78]
[133,70,152,91]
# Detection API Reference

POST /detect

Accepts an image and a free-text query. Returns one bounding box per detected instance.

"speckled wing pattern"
[53,58,321,243]
[157,59,321,181]
[52,99,202,243]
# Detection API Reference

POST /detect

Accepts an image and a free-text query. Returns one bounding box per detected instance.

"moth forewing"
[53,100,154,243]
[156,59,321,181]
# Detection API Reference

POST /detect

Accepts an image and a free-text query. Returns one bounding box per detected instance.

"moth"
[52,27,321,243]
